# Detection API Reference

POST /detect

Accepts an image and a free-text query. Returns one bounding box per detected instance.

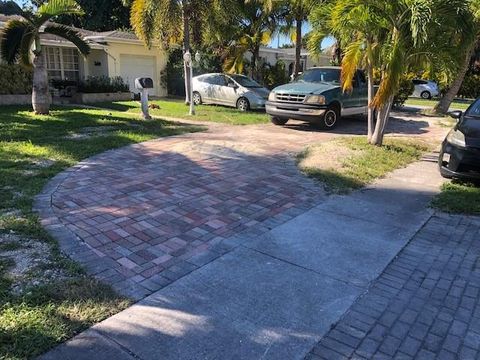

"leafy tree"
[0,0,23,15]
[23,0,131,30]
[0,0,90,114]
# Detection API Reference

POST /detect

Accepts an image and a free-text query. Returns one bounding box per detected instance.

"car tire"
[315,105,340,130]
[236,97,250,112]
[193,92,202,105]
[421,91,432,100]
[270,116,288,126]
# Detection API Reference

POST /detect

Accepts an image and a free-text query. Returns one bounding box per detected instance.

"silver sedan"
[192,73,270,111]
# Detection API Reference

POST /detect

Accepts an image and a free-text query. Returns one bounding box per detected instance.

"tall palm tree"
[434,0,480,114]
[208,0,278,79]
[127,0,212,104]
[0,0,90,114]
[309,0,474,146]
[264,0,320,78]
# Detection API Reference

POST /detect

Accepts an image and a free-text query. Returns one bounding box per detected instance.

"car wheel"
[270,116,288,126]
[193,92,202,105]
[236,97,250,112]
[316,105,339,130]
[421,91,432,100]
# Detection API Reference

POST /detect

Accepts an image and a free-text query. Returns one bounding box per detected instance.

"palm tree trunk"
[434,42,476,114]
[293,18,302,77]
[251,46,259,80]
[371,96,393,146]
[366,42,375,142]
[182,5,192,105]
[32,47,50,115]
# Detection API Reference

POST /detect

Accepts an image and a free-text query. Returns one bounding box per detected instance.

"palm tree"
[127,0,212,104]
[208,0,278,79]
[264,0,320,78]
[0,0,90,114]
[309,0,474,146]
[434,0,480,114]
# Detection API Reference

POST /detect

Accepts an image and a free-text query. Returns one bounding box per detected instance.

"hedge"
[0,64,32,95]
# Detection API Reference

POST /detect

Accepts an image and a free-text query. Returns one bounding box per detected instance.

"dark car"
[439,98,480,180]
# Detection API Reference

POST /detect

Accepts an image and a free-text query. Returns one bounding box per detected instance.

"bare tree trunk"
[370,95,393,146]
[32,50,50,115]
[366,62,375,142]
[183,5,192,105]
[293,18,302,78]
[366,41,375,142]
[434,42,476,114]
[251,46,259,80]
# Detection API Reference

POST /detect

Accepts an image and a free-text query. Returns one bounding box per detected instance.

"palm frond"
[43,25,91,55]
[19,27,36,67]
[341,39,364,92]
[36,0,84,25]
[0,20,32,64]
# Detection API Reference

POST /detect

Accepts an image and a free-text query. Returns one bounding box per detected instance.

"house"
[0,14,168,98]
[246,46,331,76]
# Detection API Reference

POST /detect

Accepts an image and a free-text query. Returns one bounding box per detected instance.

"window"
[44,47,80,81]
[296,68,341,84]
[413,79,428,85]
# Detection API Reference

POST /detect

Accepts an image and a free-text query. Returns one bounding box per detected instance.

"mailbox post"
[135,77,154,120]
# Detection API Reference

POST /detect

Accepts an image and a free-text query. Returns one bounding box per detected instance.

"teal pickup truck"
[266,66,368,129]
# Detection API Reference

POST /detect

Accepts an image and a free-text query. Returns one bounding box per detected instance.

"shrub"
[78,76,129,93]
[261,61,289,89]
[160,48,223,96]
[393,75,415,107]
[458,72,480,99]
[0,64,33,95]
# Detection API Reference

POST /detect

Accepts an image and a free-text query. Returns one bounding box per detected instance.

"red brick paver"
[35,115,447,299]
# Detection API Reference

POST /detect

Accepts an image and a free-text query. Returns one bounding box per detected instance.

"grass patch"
[432,181,480,215]
[96,98,270,125]
[298,136,431,193]
[405,98,473,111]
[0,105,202,359]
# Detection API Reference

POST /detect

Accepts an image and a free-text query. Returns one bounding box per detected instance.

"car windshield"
[466,100,480,118]
[296,68,341,84]
[229,75,262,88]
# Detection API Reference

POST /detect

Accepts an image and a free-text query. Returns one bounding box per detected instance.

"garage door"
[120,55,156,95]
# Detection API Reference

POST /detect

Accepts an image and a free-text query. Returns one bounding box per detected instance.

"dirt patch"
[0,233,72,295]
[298,140,359,173]
[65,126,119,140]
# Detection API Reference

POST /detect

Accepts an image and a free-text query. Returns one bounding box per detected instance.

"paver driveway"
[35,113,447,300]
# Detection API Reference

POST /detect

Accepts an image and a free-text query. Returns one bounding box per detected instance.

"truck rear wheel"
[270,116,289,126]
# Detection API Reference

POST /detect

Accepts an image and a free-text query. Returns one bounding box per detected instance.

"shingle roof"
[0,14,139,43]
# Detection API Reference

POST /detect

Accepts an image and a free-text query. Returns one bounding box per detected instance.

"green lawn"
[298,137,431,193]
[432,182,480,215]
[0,105,203,359]
[96,98,270,125]
[405,97,473,111]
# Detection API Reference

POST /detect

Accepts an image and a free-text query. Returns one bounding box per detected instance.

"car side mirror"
[448,110,462,120]
[228,83,238,89]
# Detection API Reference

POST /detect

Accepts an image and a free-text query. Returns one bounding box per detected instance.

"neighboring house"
[0,14,168,97]
[246,46,331,76]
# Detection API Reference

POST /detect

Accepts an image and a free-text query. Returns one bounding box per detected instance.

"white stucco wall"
[103,42,168,97]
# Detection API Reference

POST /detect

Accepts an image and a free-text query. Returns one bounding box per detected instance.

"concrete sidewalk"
[39,155,445,360]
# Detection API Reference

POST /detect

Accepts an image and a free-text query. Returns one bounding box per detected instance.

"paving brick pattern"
[306,213,480,360]
[35,126,335,299]
[34,115,448,300]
